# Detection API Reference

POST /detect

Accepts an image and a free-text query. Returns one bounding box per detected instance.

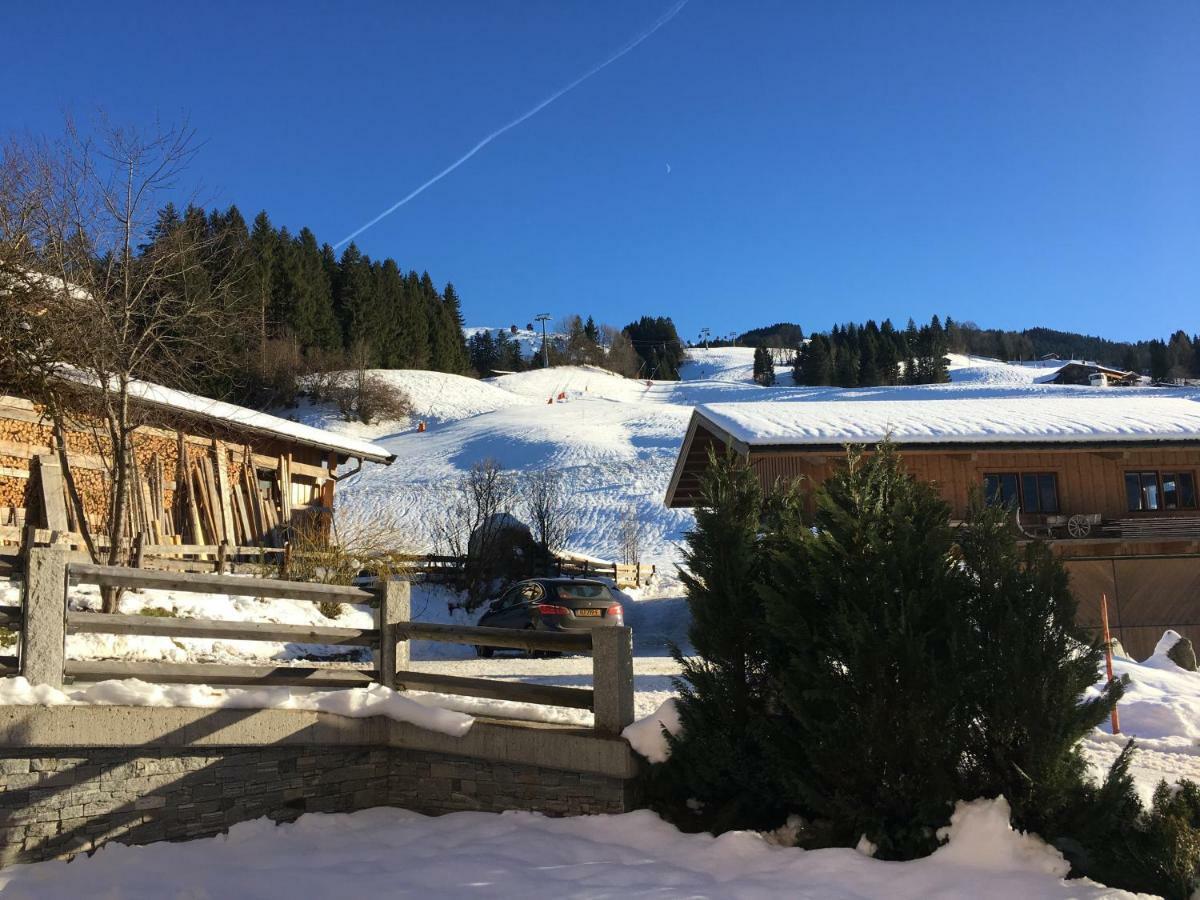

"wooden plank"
[396,622,593,654]
[65,660,377,688]
[67,611,378,645]
[242,464,264,539]
[68,563,375,603]
[394,669,594,710]
[35,455,69,531]
[193,464,219,545]
[0,395,38,411]
[199,455,225,542]
[214,440,237,544]
[278,455,291,521]
[252,453,325,479]
[0,467,29,480]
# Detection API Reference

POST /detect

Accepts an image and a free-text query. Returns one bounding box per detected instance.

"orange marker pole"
[1100,593,1120,734]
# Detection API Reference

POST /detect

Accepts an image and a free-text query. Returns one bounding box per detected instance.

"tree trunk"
[101,400,132,614]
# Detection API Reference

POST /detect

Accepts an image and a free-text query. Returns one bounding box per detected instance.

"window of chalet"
[1125,471,1197,512]
[984,472,1059,514]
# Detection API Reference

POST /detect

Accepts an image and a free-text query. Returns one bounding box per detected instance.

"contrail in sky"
[333,0,690,249]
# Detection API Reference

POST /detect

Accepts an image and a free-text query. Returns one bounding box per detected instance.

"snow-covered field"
[0,800,1143,898]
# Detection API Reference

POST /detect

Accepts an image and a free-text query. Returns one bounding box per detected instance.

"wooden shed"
[666,394,1200,659]
[0,378,394,549]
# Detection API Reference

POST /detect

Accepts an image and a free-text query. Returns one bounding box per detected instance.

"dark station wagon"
[474,578,624,657]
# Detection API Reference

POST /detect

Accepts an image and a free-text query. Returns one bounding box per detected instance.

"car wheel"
[475,645,493,659]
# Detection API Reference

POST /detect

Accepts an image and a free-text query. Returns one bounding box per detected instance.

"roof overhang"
[664,409,746,508]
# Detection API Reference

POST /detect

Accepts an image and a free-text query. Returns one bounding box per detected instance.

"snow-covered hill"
[289,350,1197,566]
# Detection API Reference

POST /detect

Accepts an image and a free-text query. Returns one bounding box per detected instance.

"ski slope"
[293,348,1198,566]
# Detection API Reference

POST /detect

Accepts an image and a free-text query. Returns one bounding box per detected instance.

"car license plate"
[575,608,602,617]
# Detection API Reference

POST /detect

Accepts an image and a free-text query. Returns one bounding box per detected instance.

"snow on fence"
[15,547,635,735]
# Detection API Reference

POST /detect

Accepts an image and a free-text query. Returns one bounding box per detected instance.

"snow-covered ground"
[0,800,1142,898]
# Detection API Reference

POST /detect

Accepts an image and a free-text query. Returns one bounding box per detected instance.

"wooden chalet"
[666,395,1200,659]
[0,379,394,549]
[1051,362,1139,387]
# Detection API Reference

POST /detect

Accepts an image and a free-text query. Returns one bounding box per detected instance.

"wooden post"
[1100,593,1120,734]
[21,545,69,688]
[376,578,410,690]
[216,541,229,575]
[35,455,69,532]
[591,626,634,736]
[133,532,146,569]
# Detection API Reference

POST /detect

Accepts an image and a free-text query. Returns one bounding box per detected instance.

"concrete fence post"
[21,545,69,688]
[591,626,634,737]
[376,578,410,690]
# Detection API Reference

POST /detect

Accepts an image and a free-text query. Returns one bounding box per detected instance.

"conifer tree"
[441,283,470,372]
[954,500,1122,833]
[663,451,791,830]
[761,445,974,857]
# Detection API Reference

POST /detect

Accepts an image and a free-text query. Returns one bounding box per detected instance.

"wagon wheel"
[1067,515,1092,539]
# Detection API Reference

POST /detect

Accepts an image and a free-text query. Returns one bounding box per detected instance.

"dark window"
[1036,474,1059,514]
[1130,471,1198,511]
[1164,473,1181,509]
[984,473,1020,509]
[1182,473,1198,509]
[985,472,1058,514]
[556,583,613,601]
[1125,473,1143,511]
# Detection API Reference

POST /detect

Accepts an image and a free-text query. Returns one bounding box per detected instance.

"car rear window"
[556,583,612,601]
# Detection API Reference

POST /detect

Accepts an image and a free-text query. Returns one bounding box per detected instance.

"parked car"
[474,578,624,657]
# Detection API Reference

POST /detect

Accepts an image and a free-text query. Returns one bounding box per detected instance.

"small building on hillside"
[0,380,394,548]
[666,395,1200,658]
[1051,362,1139,387]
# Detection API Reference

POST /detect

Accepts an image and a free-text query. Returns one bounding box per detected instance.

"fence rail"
[7,528,656,588]
[17,547,635,735]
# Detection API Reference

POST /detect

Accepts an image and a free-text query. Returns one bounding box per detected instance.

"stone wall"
[0,744,636,866]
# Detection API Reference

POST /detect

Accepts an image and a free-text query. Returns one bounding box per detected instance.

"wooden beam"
[68,563,376,604]
[67,611,378,645]
[393,669,595,710]
[395,621,593,654]
[65,660,376,688]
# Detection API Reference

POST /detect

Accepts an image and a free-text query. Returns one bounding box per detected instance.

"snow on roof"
[124,379,395,464]
[696,395,1200,447]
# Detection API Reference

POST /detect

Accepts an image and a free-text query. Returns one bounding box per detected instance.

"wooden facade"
[0,391,393,548]
[666,410,1200,659]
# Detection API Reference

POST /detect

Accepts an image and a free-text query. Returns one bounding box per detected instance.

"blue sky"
[5,1,1198,343]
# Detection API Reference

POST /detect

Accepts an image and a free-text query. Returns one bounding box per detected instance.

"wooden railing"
[5,528,657,589]
[17,547,634,735]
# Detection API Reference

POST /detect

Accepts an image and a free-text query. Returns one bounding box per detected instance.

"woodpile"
[0,395,332,552]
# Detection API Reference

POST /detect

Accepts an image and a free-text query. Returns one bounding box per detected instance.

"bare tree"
[601,325,641,378]
[0,118,248,610]
[326,343,413,425]
[521,467,575,555]
[617,504,643,565]
[431,459,534,609]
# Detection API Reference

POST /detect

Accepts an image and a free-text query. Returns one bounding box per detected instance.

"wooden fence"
[16,547,635,735]
[2,527,656,588]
